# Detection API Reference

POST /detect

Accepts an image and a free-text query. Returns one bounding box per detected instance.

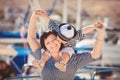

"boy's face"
[57,36,67,44]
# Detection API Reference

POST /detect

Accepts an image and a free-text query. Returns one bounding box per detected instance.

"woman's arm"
[28,9,59,52]
[28,10,41,52]
[91,21,105,59]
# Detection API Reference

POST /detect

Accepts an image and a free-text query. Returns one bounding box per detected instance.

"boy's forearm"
[82,24,95,34]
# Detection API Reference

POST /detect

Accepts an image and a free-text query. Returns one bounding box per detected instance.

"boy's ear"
[57,36,67,44]
[57,36,62,42]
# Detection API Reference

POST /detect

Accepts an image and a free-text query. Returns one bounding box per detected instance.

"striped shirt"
[34,48,94,80]
[48,20,83,47]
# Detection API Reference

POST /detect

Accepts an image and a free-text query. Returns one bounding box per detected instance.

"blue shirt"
[34,48,94,80]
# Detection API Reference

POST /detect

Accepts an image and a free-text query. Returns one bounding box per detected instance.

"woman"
[28,10,105,80]
[32,29,76,72]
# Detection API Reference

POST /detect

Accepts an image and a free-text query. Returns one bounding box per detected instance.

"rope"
[19,4,31,65]
[5,75,41,80]
[22,5,31,26]
[48,0,57,16]
[84,65,120,70]
[10,59,22,74]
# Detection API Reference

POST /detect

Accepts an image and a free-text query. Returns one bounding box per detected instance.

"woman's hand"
[93,21,105,42]
[94,21,105,40]
[32,9,50,22]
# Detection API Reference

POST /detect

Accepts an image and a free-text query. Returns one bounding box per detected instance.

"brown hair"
[40,30,64,50]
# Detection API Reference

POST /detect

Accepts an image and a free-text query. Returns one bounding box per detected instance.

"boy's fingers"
[36,9,46,14]
[34,9,46,15]
[95,21,104,28]
[32,60,40,68]
[35,11,44,15]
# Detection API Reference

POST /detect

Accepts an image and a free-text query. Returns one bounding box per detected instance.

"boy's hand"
[94,21,104,29]
[94,21,105,33]
[32,9,50,22]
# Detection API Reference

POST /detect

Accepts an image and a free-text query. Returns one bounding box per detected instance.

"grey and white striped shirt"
[34,48,94,80]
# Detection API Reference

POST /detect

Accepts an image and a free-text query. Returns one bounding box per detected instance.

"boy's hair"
[58,23,77,41]
[40,30,64,50]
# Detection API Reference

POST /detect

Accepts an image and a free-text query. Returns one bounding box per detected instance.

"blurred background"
[0,0,120,80]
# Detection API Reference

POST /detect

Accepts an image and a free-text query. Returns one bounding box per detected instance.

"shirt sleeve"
[48,20,59,32]
[33,48,42,60]
[71,52,95,69]
[74,29,83,40]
